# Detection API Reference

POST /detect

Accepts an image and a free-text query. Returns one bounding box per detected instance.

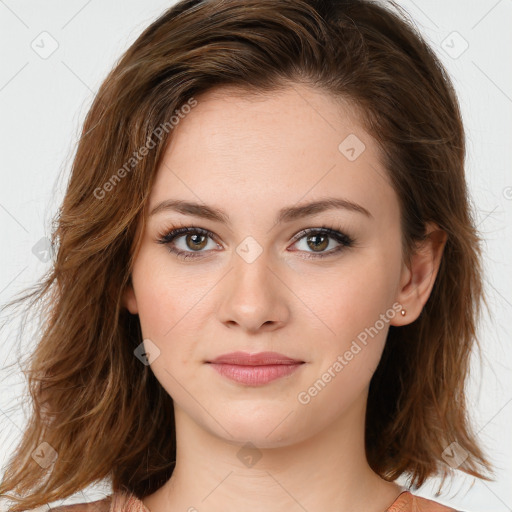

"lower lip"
[208,363,303,385]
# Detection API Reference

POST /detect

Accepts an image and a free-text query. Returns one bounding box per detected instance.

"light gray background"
[0,1,511,511]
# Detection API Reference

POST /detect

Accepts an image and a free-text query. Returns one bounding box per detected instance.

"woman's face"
[124,83,409,446]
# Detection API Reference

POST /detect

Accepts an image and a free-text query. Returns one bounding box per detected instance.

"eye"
[289,226,354,259]
[156,226,221,260]
[156,224,354,261]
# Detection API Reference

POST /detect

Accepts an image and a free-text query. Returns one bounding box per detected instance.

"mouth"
[206,351,305,386]
[207,351,304,365]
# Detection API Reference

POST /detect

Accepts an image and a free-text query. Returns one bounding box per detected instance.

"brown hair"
[0,0,492,510]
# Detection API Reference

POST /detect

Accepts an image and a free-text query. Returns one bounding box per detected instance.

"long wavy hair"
[0,0,492,510]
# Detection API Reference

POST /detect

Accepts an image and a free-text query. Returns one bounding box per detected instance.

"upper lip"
[207,351,304,365]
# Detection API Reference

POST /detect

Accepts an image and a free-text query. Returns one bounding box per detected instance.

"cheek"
[131,248,206,339]
[294,277,393,418]
[130,248,223,391]
[297,255,399,344]
[293,245,401,393]
[130,255,201,400]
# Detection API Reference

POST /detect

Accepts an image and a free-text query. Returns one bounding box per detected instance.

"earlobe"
[122,281,139,315]
[391,223,447,326]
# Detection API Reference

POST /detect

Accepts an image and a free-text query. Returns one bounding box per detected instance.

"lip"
[206,351,305,386]
[207,351,304,365]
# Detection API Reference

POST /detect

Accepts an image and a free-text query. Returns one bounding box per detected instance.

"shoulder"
[49,495,112,512]
[48,491,148,512]
[388,491,459,512]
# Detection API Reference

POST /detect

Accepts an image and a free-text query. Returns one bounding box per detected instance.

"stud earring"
[400,309,406,317]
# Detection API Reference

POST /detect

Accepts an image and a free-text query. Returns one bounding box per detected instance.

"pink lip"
[206,351,305,386]
[208,351,303,365]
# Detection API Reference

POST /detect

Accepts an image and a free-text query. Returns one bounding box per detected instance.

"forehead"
[149,83,397,225]
[171,83,368,158]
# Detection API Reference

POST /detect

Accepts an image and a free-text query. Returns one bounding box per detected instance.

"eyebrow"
[149,197,372,224]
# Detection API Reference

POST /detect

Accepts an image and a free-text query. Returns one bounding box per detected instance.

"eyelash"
[156,223,355,261]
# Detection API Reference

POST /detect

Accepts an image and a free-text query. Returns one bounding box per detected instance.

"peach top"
[52,490,461,511]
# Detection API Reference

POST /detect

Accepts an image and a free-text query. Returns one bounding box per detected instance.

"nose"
[216,245,291,333]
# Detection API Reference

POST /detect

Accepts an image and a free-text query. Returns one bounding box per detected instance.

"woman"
[0,0,492,511]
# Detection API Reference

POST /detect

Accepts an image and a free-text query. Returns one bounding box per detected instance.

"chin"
[206,404,313,447]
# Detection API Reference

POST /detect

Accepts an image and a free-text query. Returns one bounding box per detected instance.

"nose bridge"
[231,235,275,302]
[217,234,289,330]
[237,239,270,285]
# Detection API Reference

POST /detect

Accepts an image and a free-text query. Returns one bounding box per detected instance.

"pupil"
[308,234,328,251]
[188,234,206,250]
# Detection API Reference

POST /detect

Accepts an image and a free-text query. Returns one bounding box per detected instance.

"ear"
[122,279,139,315]
[391,223,447,326]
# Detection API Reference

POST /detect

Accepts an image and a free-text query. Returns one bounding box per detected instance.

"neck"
[142,392,403,512]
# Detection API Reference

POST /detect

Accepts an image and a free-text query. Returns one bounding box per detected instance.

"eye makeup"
[156,223,355,261]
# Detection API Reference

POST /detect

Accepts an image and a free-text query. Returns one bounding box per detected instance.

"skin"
[123,82,446,512]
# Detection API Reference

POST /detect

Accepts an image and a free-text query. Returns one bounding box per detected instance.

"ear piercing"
[400,309,406,317]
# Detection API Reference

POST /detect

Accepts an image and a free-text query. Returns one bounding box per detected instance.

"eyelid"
[156,224,354,260]
[157,226,223,250]
[290,226,353,246]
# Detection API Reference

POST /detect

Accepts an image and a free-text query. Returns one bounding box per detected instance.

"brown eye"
[157,226,221,260]
[290,227,354,259]
[157,225,354,261]
[185,233,208,251]
[306,233,329,252]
